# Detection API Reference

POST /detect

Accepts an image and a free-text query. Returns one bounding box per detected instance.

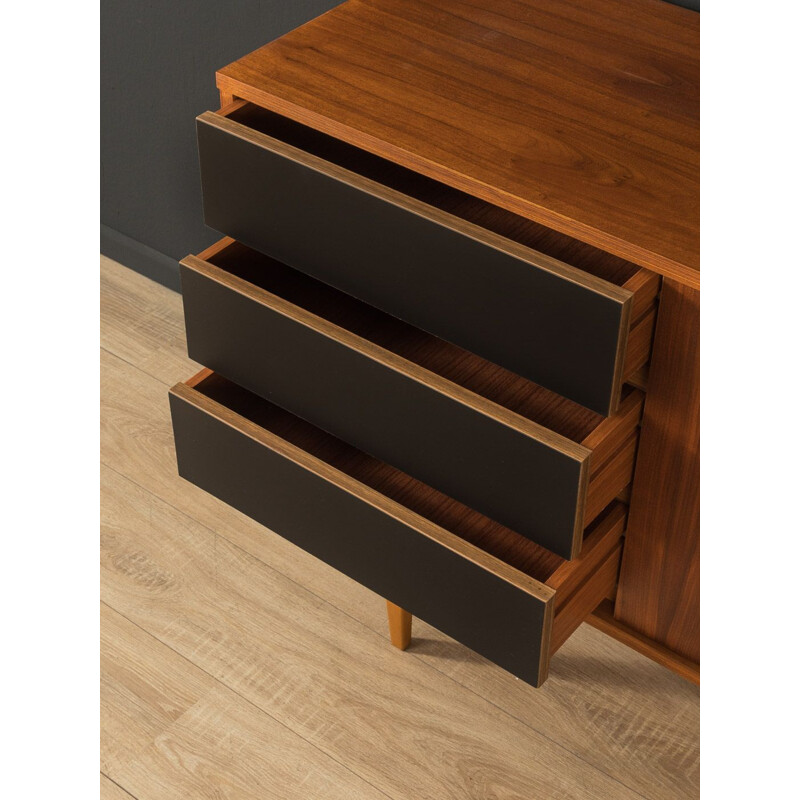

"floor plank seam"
[101,772,139,799]
[99,344,175,387]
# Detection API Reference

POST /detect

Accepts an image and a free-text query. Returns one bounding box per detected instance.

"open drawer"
[196,101,659,415]
[181,238,642,559]
[169,369,627,687]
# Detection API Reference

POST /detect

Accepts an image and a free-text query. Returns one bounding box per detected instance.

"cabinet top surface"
[217,0,699,286]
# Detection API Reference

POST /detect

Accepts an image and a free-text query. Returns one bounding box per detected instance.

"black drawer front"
[169,382,553,687]
[197,112,631,416]
[181,258,587,559]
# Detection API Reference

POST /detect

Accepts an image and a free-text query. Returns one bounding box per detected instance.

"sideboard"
[169,0,699,687]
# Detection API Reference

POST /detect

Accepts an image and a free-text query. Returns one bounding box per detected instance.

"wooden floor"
[100,256,700,800]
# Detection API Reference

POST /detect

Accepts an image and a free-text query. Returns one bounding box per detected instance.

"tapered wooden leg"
[386,601,412,650]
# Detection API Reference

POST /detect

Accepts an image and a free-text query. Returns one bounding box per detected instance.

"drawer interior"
[223,102,659,323]
[189,369,622,594]
[202,240,642,487]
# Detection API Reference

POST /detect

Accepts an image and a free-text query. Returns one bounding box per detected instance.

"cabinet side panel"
[614,279,699,662]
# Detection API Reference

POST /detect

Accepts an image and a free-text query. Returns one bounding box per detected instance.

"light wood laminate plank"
[101,602,213,776]
[101,464,643,799]
[100,256,201,384]
[100,774,136,800]
[101,604,384,799]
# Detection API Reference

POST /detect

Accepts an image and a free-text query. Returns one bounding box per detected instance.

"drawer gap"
[190,370,614,585]
[224,103,652,293]
[203,240,640,447]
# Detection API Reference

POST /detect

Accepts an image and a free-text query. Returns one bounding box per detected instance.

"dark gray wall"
[101,1,343,290]
[101,0,696,291]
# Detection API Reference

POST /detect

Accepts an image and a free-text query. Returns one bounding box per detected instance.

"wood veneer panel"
[546,502,625,655]
[583,434,638,527]
[550,546,621,654]
[614,280,699,662]
[217,0,699,285]
[546,503,626,597]
[587,600,700,685]
[623,308,657,380]
[626,365,649,392]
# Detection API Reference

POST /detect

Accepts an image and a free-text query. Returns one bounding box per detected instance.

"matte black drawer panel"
[197,103,658,416]
[169,370,626,687]
[181,239,643,560]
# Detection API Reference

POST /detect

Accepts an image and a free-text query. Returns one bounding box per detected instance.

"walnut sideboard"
[169,0,699,688]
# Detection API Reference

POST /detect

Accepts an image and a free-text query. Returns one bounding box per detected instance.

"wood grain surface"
[217,0,699,285]
[100,774,134,800]
[101,603,385,799]
[588,600,700,685]
[101,256,700,799]
[546,502,626,653]
[614,279,700,662]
